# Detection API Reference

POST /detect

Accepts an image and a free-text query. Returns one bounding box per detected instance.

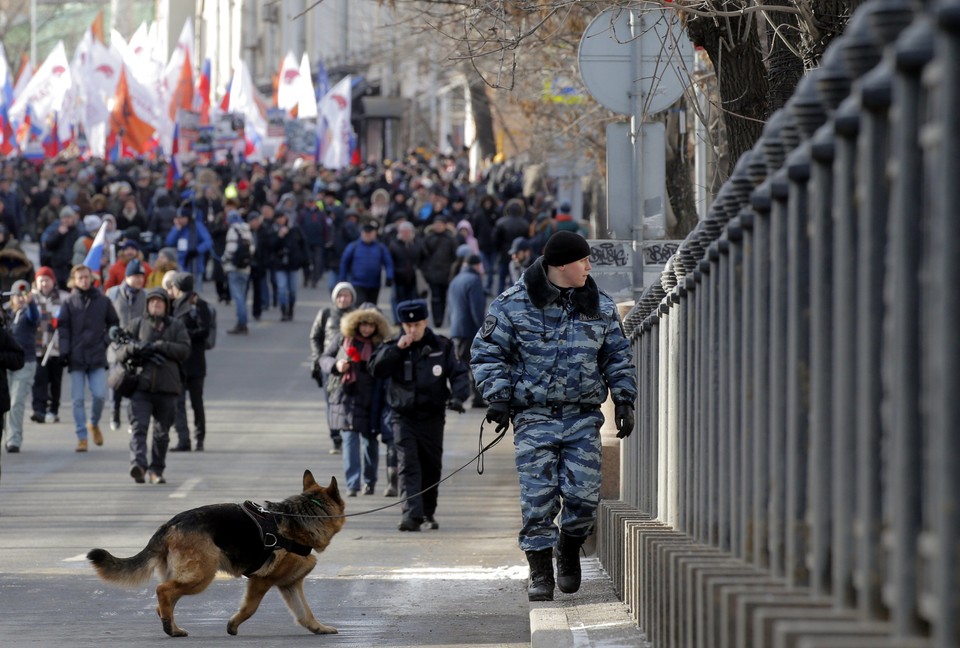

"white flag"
[9,41,72,127]
[276,52,300,115]
[229,60,267,160]
[317,75,352,169]
[297,53,318,119]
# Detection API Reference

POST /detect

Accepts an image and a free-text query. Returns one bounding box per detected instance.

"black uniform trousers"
[129,390,177,476]
[394,413,444,524]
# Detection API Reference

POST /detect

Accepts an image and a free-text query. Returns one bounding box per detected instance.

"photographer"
[114,288,190,485]
[3,281,37,452]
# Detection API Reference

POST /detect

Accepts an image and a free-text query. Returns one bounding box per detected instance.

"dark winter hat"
[466,254,482,266]
[361,221,377,233]
[177,202,193,219]
[543,231,591,267]
[145,287,169,309]
[508,237,531,255]
[558,201,572,213]
[245,210,262,223]
[173,272,195,293]
[396,299,429,323]
[125,259,145,277]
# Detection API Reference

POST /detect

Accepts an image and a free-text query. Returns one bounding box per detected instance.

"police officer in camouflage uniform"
[470,231,637,602]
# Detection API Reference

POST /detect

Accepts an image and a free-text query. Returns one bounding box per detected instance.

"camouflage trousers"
[512,406,604,552]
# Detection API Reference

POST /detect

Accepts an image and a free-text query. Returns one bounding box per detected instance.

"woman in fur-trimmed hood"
[319,307,393,496]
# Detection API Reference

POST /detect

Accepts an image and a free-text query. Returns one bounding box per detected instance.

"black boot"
[525,549,555,602]
[555,533,587,594]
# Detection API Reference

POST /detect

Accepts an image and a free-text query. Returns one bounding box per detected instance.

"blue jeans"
[341,430,379,492]
[274,269,298,307]
[70,367,107,439]
[227,271,250,327]
[5,361,36,447]
[480,250,497,291]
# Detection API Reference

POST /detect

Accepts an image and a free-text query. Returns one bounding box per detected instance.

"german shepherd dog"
[87,470,345,637]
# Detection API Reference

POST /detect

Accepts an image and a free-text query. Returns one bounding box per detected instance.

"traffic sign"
[578,4,694,116]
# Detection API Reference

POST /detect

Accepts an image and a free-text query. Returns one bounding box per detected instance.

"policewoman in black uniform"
[368,299,469,531]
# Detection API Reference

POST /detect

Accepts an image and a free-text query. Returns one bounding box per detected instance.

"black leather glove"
[385,278,394,288]
[447,398,465,413]
[485,401,511,433]
[615,403,635,439]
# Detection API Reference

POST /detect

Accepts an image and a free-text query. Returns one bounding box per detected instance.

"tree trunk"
[469,76,496,162]
[685,9,769,182]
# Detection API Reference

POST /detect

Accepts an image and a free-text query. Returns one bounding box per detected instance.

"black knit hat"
[543,231,591,267]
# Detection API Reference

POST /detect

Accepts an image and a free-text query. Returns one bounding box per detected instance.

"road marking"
[170,477,202,498]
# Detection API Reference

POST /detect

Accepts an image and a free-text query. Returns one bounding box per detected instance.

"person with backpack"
[168,272,212,452]
[223,211,254,335]
[339,221,394,306]
[270,209,309,322]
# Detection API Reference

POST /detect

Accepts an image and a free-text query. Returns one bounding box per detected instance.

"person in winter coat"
[309,281,358,454]
[418,216,459,327]
[0,229,34,295]
[102,240,152,290]
[320,307,392,497]
[470,194,499,293]
[165,203,214,283]
[298,200,328,289]
[115,287,190,484]
[4,286,39,452]
[339,222,394,306]
[368,299,470,532]
[41,207,81,290]
[146,248,179,290]
[492,198,531,294]
[270,209,309,322]
[58,264,120,452]
[0,318,24,481]
[446,255,487,408]
[105,259,147,431]
[224,211,254,334]
[386,221,422,323]
[470,231,638,602]
[168,273,212,452]
[31,266,67,424]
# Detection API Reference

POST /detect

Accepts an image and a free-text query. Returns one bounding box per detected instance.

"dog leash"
[272,419,508,520]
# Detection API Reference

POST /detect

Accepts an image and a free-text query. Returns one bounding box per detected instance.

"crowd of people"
[0,151,639,598]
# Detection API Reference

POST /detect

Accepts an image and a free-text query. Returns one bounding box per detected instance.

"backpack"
[230,227,252,269]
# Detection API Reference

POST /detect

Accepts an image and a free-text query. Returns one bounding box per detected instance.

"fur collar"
[522,257,600,316]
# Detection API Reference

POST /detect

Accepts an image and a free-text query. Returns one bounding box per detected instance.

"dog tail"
[88,530,165,585]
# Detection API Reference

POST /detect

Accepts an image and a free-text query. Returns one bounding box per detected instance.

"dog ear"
[302,469,318,490]
[326,476,340,500]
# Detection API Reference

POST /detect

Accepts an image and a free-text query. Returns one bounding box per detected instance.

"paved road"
[0,285,531,647]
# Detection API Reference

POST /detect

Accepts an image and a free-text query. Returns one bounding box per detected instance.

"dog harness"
[240,501,312,576]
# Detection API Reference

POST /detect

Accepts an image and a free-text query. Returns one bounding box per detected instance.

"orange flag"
[110,69,154,154]
[168,52,194,121]
[91,10,105,44]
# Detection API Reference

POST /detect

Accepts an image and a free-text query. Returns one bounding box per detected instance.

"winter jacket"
[320,308,391,433]
[339,239,394,289]
[270,223,309,271]
[165,220,214,270]
[470,198,499,253]
[298,206,328,246]
[0,326,24,413]
[116,314,190,395]
[470,257,637,409]
[419,229,459,286]
[368,328,470,419]
[447,265,486,340]
[58,287,120,371]
[171,292,212,378]
[223,222,253,274]
[42,223,81,288]
[387,237,422,288]
[7,302,39,361]
[33,287,66,359]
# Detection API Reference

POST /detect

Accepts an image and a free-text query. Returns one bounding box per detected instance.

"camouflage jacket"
[471,257,637,409]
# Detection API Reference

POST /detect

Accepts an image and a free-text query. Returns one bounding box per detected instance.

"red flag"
[110,69,155,154]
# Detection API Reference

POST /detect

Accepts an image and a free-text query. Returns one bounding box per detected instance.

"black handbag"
[108,363,141,398]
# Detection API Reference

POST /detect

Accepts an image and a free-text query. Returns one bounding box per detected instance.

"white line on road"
[169,477,203,498]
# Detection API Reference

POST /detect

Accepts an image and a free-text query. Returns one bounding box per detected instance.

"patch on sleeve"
[480,314,498,340]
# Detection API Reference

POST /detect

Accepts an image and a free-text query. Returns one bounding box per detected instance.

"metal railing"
[597,1,959,646]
